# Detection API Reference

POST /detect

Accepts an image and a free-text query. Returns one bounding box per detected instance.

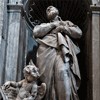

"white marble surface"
[0,0,4,44]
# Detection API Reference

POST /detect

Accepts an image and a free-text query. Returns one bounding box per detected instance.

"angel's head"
[23,63,40,82]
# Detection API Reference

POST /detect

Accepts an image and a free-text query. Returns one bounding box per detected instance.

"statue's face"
[23,65,40,82]
[46,6,59,20]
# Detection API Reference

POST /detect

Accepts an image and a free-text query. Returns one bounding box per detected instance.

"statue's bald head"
[46,6,59,20]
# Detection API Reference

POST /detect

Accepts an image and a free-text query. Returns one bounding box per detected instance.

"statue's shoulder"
[40,22,49,25]
[35,22,50,27]
[65,20,70,22]
[65,20,72,23]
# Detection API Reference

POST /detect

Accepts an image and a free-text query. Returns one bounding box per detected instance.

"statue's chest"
[21,83,33,91]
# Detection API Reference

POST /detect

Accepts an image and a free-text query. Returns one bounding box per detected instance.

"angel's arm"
[3,80,23,89]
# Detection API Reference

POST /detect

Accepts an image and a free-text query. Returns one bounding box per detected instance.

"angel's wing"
[35,83,46,100]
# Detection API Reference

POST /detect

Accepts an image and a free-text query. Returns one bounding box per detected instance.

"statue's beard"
[47,11,58,21]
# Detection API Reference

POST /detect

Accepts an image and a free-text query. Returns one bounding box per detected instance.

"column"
[0,0,7,85]
[91,3,100,100]
[4,0,23,82]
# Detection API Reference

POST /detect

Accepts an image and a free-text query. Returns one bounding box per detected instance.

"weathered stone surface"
[0,1,100,100]
[4,13,21,81]
[92,11,100,100]
[0,0,7,85]
[1,64,46,100]
[0,0,4,44]
[92,0,100,4]
[0,0,29,84]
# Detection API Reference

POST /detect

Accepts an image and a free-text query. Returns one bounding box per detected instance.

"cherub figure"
[1,62,46,100]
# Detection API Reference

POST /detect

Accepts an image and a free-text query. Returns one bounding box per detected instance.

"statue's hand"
[52,21,61,27]
[3,81,11,89]
[59,21,65,26]
[55,25,65,32]
[50,25,65,34]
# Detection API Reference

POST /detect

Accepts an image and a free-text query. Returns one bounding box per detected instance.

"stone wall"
[0,0,4,44]
[0,0,28,84]
[0,0,7,85]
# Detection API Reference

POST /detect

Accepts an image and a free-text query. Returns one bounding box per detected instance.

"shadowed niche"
[24,0,90,100]
[24,0,89,33]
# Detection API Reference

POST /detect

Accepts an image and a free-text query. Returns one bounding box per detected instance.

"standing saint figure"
[33,6,82,100]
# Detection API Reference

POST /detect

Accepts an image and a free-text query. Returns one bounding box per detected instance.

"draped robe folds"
[33,21,82,100]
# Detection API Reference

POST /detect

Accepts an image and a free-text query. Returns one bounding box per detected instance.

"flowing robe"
[33,21,82,100]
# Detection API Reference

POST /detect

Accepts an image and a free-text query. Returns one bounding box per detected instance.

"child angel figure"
[2,62,46,100]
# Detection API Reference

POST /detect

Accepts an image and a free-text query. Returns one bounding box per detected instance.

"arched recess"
[23,0,100,100]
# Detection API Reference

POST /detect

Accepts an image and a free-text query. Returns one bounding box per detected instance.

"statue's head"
[46,6,59,21]
[23,64,40,82]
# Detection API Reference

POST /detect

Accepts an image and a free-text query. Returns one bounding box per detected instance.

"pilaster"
[91,2,100,100]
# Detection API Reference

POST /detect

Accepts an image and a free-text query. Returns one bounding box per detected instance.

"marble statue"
[33,6,82,100]
[1,61,46,100]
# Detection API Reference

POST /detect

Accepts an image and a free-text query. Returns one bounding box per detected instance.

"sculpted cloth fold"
[33,20,82,100]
